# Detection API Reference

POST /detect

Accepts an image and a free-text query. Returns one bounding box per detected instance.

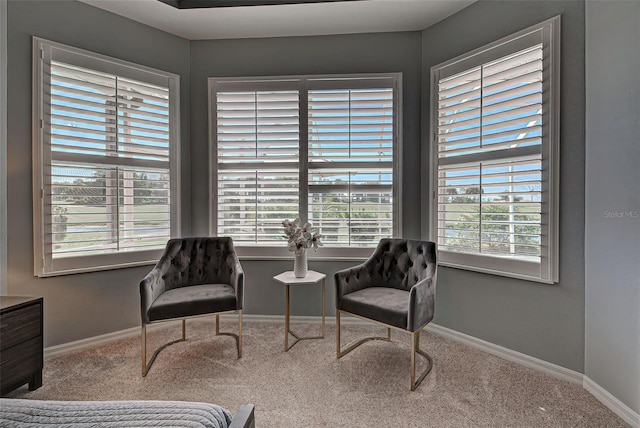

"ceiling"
[157,0,362,8]
[78,0,475,40]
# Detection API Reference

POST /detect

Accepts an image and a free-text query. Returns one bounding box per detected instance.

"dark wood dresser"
[0,296,44,396]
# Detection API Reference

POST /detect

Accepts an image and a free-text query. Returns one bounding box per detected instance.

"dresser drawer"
[0,336,43,389]
[0,303,42,351]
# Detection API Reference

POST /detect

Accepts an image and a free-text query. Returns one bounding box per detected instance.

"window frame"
[208,73,402,260]
[32,38,181,277]
[429,17,560,284]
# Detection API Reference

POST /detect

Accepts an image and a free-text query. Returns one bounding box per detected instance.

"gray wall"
[1,0,7,295]
[189,33,423,316]
[421,0,586,372]
[585,1,640,413]
[6,0,191,346]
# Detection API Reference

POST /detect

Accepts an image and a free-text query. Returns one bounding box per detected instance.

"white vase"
[293,249,308,278]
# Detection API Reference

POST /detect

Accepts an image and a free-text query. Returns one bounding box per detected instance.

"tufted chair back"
[161,237,238,290]
[364,239,436,291]
[140,237,245,325]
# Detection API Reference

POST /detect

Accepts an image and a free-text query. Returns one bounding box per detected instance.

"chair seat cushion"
[148,284,237,322]
[339,287,409,330]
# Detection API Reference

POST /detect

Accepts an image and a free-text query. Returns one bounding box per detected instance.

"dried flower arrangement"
[282,218,322,254]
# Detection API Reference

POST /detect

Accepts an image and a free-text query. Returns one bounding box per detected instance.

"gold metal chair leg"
[336,310,392,359]
[336,310,341,358]
[411,332,416,389]
[141,321,187,377]
[334,311,433,390]
[238,310,243,358]
[141,324,146,377]
[141,312,243,377]
[215,310,242,358]
[411,331,433,391]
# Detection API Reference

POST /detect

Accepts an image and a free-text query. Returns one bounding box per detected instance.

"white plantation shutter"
[34,39,180,276]
[307,79,396,246]
[430,18,559,283]
[216,87,300,164]
[308,169,394,246]
[217,169,299,244]
[48,164,170,257]
[436,46,543,158]
[214,82,300,244]
[210,75,399,254]
[437,156,542,257]
[307,87,393,162]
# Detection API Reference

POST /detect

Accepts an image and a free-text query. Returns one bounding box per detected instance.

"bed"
[0,398,255,428]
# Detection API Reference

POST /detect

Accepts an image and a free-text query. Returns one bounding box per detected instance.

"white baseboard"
[424,323,584,385]
[42,315,331,360]
[233,313,367,325]
[45,326,140,360]
[44,316,639,426]
[583,376,640,427]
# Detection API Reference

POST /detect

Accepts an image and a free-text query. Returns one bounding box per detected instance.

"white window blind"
[308,84,394,247]
[437,157,542,257]
[215,83,300,244]
[34,38,180,276]
[210,75,400,256]
[430,17,559,283]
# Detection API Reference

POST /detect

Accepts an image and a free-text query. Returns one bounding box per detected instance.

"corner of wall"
[0,0,8,295]
[584,0,640,416]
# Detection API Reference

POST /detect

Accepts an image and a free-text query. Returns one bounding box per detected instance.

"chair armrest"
[230,404,255,428]
[229,251,245,310]
[334,262,372,306]
[407,269,437,332]
[141,238,192,324]
[140,258,171,324]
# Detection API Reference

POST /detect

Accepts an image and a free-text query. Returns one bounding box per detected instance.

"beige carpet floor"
[6,319,629,427]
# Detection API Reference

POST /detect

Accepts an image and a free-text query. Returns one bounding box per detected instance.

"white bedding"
[0,398,233,428]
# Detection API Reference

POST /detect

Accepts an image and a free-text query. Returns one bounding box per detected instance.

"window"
[209,75,400,258]
[430,17,559,283]
[33,38,180,276]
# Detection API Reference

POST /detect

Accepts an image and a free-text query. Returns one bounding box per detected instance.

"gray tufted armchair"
[140,237,244,376]
[334,238,437,390]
